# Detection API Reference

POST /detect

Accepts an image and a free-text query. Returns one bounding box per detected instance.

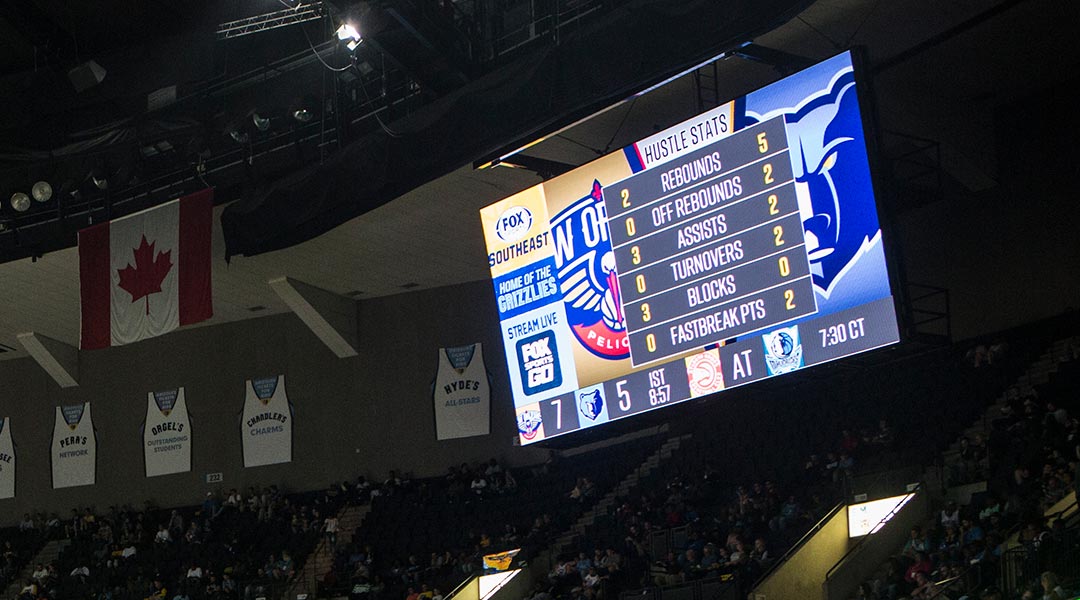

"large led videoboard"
[480,51,899,445]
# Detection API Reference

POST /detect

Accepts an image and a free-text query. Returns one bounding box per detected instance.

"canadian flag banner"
[79,189,213,349]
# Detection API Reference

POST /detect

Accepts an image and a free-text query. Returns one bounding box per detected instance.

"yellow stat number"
[757,132,768,153]
[621,188,630,208]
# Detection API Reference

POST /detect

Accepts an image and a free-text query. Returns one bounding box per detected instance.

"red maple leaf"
[117,235,173,315]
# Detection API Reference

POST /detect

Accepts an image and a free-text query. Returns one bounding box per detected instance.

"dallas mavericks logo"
[752,68,881,299]
[578,389,603,421]
[517,409,542,440]
[762,326,803,375]
[551,180,630,359]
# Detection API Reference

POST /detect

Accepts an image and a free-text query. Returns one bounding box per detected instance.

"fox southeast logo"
[495,206,533,243]
[516,330,563,395]
[762,326,803,375]
[551,180,630,359]
[578,388,604,421]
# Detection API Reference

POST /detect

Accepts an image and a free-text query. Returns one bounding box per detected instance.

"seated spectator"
[902,526,930,558]
[574,552,592,575]
[940,501,960,528]
[582,567,601,589]
[750,538,770,567]
[904,552,932,584]
[1040,571,1066,600]
[910,571,940,599]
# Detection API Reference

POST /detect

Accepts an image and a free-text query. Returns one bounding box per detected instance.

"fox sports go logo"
[551,180,629,359]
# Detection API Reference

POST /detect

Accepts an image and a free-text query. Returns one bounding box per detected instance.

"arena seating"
[1,525,46,598]
[848,335,1080,600]
[30,487,345,600]
[4,323,1078,600]
[320,437,664,600]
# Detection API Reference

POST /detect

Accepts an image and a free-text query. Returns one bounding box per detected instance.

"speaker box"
[68,60,107,93]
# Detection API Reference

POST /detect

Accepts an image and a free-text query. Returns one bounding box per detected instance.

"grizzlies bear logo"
[747,67,881,301]
[578,389,604,421]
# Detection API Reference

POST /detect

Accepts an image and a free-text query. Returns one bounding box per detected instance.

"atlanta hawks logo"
[551,180,630,360]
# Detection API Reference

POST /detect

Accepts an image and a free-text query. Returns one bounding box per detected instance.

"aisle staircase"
[284,503,371,599]
[2,538,69,599]
[549,433,691,557]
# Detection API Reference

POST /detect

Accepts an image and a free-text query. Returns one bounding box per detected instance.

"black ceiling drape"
[221,0,812,260]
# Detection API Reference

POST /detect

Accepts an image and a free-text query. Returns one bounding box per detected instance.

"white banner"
[52,403,96,489]
[144,388,192,477]
[242,375,292,467]
[434,344,491,440]
[0,417,14,499]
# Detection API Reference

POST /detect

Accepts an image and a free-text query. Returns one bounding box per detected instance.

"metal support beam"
[17,333,79,388]
[269,277,359,358]
[217,2,325,40]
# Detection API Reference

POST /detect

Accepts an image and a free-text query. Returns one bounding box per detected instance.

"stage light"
[335,23,360,42]
[10,192,31,212]
[31,181,53,202]
[92,174,108,190]
[229,130,250,144]
[292,108,313,123]
[252,112,271,131]
[336,23,361,51]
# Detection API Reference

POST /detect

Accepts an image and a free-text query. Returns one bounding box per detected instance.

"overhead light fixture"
[92,174,108,190]
[335,23,360,41]
[10,192,31,212]
[335,23,362,51]
[252,112,271,131]
[229,129,250,144]
[31,181,53,202]
[292,108,313,123]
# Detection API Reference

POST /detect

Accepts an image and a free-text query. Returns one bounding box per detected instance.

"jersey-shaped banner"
[433,343,491,440]
[0,417,14,499]
[241,375,292,467]
[52,403,96,489]
[143,388,192,477]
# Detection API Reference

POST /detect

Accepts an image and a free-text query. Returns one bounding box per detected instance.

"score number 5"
[616,380,631,411]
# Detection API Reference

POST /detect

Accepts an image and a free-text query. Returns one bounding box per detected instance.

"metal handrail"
[824,484,921,582]
[751,501,846,589]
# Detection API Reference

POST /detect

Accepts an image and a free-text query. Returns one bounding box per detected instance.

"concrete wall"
[822,492,930,600]
[0,280,546,522]
[752,507,850,600]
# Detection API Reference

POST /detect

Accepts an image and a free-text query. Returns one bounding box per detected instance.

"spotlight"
[92,174,108,190]
[252,112,271,132]
[292,108,313,123]
[10,192,31,212]
[31,181,53,202]
[229,130,250,144]
[335,23,360,42]
[335,23,362,51]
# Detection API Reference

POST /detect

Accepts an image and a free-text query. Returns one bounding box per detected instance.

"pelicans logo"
[516,409,543,441]
[550,181,630,359]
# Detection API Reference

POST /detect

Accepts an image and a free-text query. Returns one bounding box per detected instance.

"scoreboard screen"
[480,51,900,445]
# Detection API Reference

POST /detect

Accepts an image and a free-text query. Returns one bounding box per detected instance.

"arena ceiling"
[0,0,1076,358]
